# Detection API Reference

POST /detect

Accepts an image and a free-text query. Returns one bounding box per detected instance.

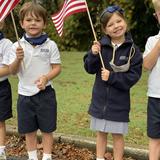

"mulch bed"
[5,135,136,160]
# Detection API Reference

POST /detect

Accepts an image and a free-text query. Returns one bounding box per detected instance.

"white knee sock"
[96,158,105,160]
[0,146,5,155]
[27,150,38,160]
[42,153,52,160]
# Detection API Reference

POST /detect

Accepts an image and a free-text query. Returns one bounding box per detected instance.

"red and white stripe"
[51,0,87,37]
[0,0,20,22]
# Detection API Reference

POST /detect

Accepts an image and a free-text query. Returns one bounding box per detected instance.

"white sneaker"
[0,152,6,160]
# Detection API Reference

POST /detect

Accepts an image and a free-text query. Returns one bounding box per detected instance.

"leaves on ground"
[5,135,136,160]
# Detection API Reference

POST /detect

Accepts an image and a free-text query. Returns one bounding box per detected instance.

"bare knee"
[0,122,5,128]
[112,133,124,141]
[149,138,160,148]
[97,131,107,138]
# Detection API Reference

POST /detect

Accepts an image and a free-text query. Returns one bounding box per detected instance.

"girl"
[83,5,142,160]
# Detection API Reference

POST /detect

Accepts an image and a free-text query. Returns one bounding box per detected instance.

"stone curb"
[6,126,148,160]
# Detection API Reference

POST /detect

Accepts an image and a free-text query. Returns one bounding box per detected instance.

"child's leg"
[112,133,124,160]
[25,131,38,160]
[96,131,107,159]
[149,138,160,160]
[0,121,6,158]
[42,132,53,160]
[0,121,5,146]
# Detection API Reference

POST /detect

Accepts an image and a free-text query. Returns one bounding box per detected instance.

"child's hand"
[16,47,24,61]
[101,68,110,81]
[35,75,48,90]
[91,41,101,55]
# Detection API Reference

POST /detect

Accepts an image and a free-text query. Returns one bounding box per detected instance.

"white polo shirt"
[0,38,12,81]
[7,37,61,96]
[143,31,160,98]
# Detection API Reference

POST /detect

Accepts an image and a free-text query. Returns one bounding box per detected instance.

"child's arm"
[35,64,61,90]
[9,47,24,75]
[0,65,10,77]
[143,39,160,70]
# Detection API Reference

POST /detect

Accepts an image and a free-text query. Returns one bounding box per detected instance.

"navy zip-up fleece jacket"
[83,33,143,122]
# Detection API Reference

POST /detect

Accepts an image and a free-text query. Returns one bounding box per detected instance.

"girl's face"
[20,13,46,37]
[104,13,127,42]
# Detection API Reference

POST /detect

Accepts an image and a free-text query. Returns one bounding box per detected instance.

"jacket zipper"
[103,85,110,117]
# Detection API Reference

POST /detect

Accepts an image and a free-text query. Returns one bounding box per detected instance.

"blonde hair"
[19,2,47,24]
[152,0,160,10]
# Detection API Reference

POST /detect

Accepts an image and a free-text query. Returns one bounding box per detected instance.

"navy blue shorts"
[17,86,57,134]
[0,79,12,121]
[147,97,160,138]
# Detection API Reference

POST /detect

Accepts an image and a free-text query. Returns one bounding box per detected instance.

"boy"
[143,0,160,159]
[0,21,13,160]
[7,2,61,160]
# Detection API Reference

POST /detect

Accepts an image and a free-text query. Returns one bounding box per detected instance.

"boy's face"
[20,13,46,37]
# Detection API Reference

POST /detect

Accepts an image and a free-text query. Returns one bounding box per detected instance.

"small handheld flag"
[52,0,105,68]
[51,0,87,37]
[0,0,25,69]
[0,0,20,22]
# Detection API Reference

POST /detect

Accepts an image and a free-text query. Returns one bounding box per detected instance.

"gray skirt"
[90,116,128,135]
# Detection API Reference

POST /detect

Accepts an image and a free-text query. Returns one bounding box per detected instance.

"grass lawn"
[7,52,149,148]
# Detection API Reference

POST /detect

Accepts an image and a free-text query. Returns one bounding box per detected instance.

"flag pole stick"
[10,11,25,69]
[84,0,105,69]
[10,11,20,46]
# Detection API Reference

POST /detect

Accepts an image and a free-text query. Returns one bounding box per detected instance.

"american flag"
[51,0,87,37]
[0,0,20,22]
